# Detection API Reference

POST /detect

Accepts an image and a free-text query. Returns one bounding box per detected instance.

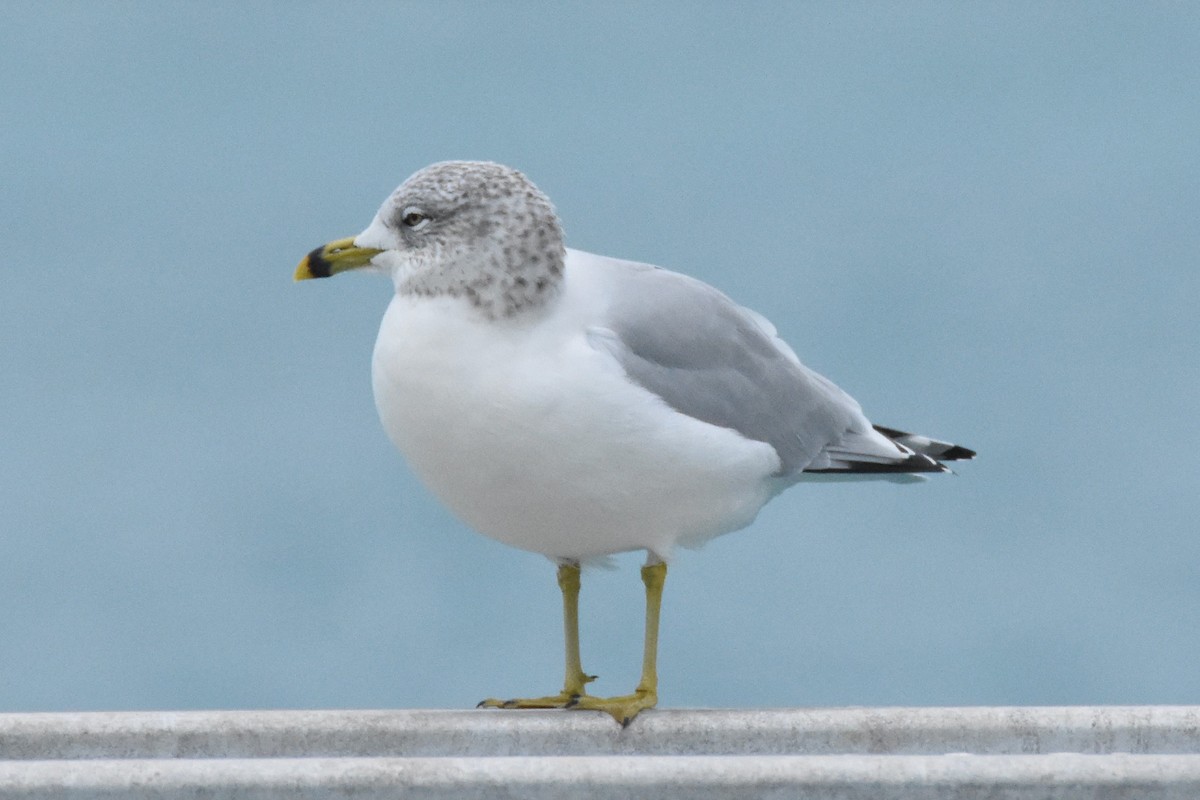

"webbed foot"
[567,687,657,726]
[477,691,582,710]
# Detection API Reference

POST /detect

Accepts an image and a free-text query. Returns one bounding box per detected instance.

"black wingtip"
[872,424,976,461]
[806,452,948,475]
[939,444,977,461]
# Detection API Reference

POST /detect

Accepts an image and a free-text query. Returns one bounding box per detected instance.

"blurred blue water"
[2,2,1198,712]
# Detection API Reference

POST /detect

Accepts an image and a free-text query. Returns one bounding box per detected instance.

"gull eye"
[400,207,430,230]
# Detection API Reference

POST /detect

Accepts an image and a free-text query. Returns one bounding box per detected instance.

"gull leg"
[569,556,667,725]
[478,561,596,709]
[558,560,597,697]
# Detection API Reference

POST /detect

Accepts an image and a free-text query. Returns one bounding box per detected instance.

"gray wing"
[586,262,874,476]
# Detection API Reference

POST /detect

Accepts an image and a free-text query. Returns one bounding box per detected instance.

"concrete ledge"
[2,706,1199,759]
[3,754,1200,799]
[3,707,1200,798]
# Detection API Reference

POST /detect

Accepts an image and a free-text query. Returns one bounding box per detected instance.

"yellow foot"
[477,691,582,710]
[567,689,658,726]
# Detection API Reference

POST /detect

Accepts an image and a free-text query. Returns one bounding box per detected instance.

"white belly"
[370,295,781,561]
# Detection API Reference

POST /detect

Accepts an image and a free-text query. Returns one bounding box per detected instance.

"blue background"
[3,2,1198,712]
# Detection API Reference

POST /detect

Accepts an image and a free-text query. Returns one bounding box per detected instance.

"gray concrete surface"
[3,706,1200,759]
[2,707,1200,798]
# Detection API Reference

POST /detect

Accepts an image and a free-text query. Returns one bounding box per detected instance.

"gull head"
[296,161,566,318]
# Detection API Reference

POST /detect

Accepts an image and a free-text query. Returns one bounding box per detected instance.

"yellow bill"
[295,237,384,281]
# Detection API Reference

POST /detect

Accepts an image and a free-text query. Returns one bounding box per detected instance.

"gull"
[295,161,974,724]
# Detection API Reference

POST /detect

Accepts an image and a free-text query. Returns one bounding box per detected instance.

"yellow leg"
[558,560,597,697]
[478,558,667,726]
[478,561,596,709]
[569,559,667,725]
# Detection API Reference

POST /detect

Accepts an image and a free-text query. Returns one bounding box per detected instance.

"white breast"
[370,256,782,560]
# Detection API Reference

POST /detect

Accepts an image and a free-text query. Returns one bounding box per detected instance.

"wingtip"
[806,452,948,475]
[939,445,977,461]
[872,425,975,462]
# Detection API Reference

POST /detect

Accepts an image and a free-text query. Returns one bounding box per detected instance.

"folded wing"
[584,255,973,479]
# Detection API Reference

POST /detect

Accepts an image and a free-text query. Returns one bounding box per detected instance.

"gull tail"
[802,425,976,481]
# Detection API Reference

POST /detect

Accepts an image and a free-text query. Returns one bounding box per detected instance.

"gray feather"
[587,265,863,476]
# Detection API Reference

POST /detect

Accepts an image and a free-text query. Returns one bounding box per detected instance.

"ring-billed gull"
[295,161,974,724]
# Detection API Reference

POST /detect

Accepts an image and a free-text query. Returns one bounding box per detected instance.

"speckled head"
[354,161,566,318]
